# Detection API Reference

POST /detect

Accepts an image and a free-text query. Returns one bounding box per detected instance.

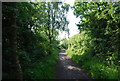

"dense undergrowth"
[66,31,119,79]
[23,49,60,79]
[66,49,119,79]
[63,2,120,79]
[3,46,60,80]
[2,2,68,80]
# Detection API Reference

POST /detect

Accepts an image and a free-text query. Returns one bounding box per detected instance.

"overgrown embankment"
[63,2,119,79]
[66,31,119,79]
[2,2,68,80]
[24,49,60,79]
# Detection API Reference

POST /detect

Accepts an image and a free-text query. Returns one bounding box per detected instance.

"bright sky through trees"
[58,0,80,39]
[28,0,80,40]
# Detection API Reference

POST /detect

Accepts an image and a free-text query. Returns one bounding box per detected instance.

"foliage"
[2,2,69,80]
[60,38,68,49]
[66,2,120,79]
[66,31,119,79]
[23,49,60,79]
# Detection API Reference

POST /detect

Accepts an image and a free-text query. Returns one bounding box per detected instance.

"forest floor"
[56,49,92,79]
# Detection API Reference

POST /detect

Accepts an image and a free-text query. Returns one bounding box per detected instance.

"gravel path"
[56,49,92,79]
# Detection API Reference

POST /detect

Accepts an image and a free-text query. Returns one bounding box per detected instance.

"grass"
[24,49,60,79]
[66,49,119,79]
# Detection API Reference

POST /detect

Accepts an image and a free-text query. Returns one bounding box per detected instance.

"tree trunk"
[47,2,52,55]
[10,2,23,81]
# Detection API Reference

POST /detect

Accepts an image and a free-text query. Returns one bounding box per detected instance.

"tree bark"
[10,2,23,81]
[47,2,52,55]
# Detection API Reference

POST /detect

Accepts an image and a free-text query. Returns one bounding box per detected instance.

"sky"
[58,0,80,39]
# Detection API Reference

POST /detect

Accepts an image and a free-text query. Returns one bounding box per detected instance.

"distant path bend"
[56,49,92,79]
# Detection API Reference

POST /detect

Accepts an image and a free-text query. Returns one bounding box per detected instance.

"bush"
[66,30,119,79]
[23,49,60,79]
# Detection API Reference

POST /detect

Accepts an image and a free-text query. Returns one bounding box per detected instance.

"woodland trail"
[56,49,92,79]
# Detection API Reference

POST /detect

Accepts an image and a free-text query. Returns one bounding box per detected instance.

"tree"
[38,2,70,54]
[3,2,23,80]
[2,2,70,79]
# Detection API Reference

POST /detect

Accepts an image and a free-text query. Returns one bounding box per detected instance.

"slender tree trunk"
[10,2,23,81]
[47,2,52,55]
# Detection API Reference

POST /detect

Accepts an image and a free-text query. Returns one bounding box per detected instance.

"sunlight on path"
[56,49,92,79]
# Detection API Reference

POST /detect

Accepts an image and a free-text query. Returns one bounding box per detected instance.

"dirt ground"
[56,49,92,79]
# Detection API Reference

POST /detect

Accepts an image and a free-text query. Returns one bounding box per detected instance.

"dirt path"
[56,49,92,79]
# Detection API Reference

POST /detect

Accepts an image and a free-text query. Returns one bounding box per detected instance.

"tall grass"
[66,49,119,79]
[23,49,60,80]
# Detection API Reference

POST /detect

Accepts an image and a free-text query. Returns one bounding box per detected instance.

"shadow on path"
[56,49,92,79]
